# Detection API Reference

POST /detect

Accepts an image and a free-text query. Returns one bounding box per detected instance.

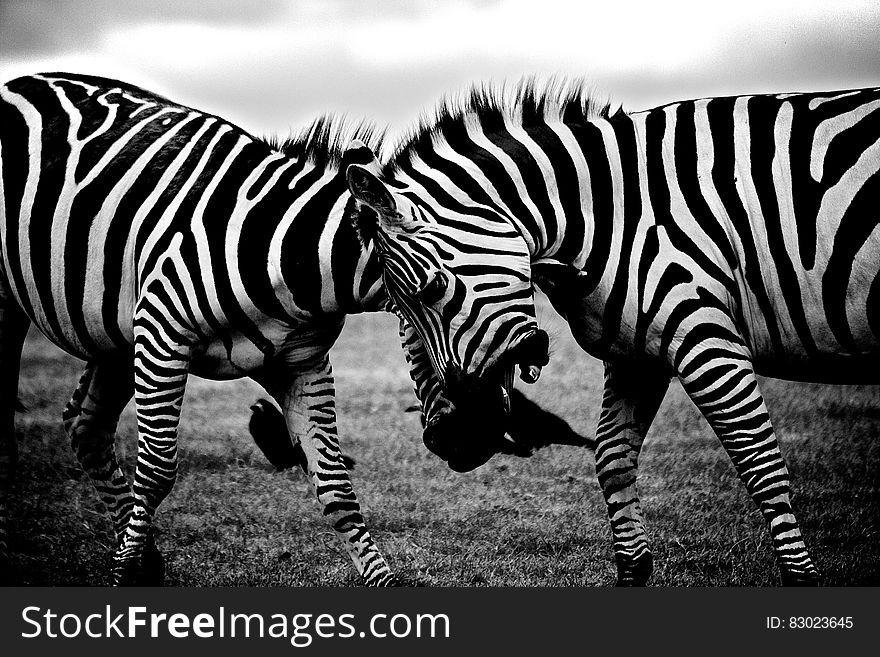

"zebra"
[345,149,553,470]
[0,71,536,586]
[343,80,880,585]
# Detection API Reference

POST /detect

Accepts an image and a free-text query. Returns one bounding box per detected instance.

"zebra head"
[344,143,549,471]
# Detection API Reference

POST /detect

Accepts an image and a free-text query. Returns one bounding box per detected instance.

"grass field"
[7,298,879,586]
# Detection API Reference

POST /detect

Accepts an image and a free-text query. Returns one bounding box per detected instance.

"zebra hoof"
[112,536,166,586]
[0,551,18,585]
[780,568,821,586]
[614,552,654,587]
[142,536,166,585]
[367,572,400,587]
[111,557,140,586]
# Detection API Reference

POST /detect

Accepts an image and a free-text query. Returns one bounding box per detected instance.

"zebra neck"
[257,164,384,319]
[396,112,649,291]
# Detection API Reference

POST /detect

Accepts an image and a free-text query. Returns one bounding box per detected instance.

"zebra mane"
[262,115,386,170]
[385,77,624,174]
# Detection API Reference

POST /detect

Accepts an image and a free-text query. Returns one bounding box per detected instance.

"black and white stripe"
[345,128,552,472]
[0,72,453,585]
[349,81,880,585]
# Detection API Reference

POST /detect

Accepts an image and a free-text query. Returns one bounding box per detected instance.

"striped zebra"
[0,71,514,586]
[345,148,553,471]
[343,81,880,585]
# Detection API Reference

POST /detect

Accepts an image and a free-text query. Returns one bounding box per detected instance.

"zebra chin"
[423,403,511,472]
[423,328,551,472]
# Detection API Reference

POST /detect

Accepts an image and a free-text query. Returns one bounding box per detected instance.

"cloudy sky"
[2,0,879,144]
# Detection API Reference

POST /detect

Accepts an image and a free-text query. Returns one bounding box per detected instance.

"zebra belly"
[189,333,273,380]
[549,281,880,384]
[23,319,117,362]
[751,352,880,384]
[188,320,343,382]
[734,265,880,384]
[4,293,124,362]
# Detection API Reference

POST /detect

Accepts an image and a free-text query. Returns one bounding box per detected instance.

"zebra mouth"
[422,328,550,472]
[495,327,550,407]
[519,364,542,384]
[499,363,542,414]
[423,406,504,472]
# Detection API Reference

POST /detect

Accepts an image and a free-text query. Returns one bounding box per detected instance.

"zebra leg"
[0,299,29,579]
[63,362,135,537]
[678,358,820,585]
[596,361,669,586]
[275,358,396,586]
[62,361,164,583]
[112,323,189,586]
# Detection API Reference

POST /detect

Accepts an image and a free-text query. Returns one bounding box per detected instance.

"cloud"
[0,0,287,55]
[1,0,878,135]
[608,7,880,111]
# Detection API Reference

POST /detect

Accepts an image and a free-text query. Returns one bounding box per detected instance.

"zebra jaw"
[501,364,542,416]
[502,367,515,415]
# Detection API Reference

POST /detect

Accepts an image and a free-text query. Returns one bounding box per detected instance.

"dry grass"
[7,299,879,586]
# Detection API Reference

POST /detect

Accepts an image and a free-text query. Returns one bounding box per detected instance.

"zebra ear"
[346,160,421,244]
[345,164,397,246]
[342,139,383,175]
[346,164,397,218]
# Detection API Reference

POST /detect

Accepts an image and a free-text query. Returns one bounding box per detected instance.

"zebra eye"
[417,271,448,306]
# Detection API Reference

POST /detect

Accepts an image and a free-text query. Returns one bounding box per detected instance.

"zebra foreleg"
[112,320,189,586]
[275,358,397,586]
[0,300,28,581]
[596,361,669,586]
[63,361,164,584]
[679,356,820,586]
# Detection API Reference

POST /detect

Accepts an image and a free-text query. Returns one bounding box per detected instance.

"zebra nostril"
[519,364,542,384]
[512,329,550,367]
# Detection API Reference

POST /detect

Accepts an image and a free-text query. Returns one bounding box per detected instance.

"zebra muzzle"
[505,328,549,385]
[519,364,542,384]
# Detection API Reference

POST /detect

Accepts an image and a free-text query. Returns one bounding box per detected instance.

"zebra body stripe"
[371,83,880,584]
[0,72,450,586]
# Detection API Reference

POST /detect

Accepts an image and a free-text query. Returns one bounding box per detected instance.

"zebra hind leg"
[273,359,397,586]
[679,356,820,585]
[0,300,28,583]
[63,360,164,584]
[595,362,669,586]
